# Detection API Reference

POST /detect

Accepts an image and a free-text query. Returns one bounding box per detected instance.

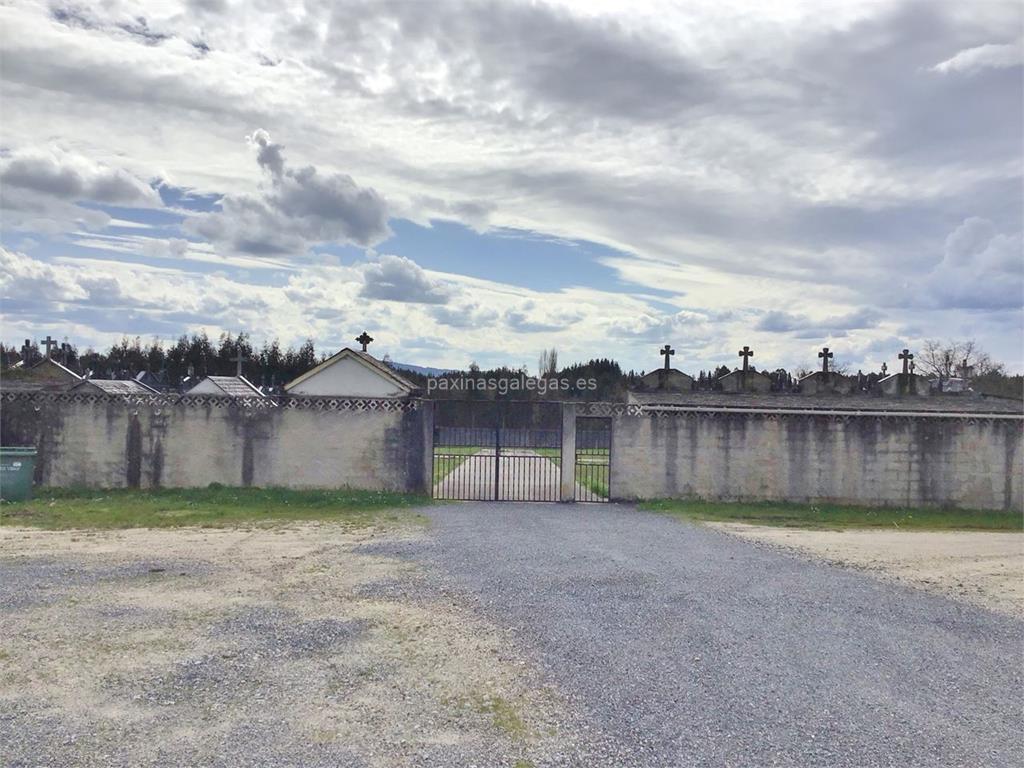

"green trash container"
[0,447,37,502]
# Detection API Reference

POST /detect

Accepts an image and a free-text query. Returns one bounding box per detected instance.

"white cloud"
[932,40,1023,75]
[0,246,89,303]
[185,129,390,256]
[0,148,159,205]
[926,218,1023,310]
[0,147,160,234]
[358,253,454,304]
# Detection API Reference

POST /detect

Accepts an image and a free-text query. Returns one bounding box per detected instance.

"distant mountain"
[389,361,458,377]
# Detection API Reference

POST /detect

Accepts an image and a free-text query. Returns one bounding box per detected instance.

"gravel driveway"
[3,505,1021,767]
[415,502,1024,767]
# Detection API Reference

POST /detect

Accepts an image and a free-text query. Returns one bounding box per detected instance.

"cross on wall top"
[356,331,374,352]
[42,335,58,359]
[231,346,248,377]
[660,344,674,371]
[738,345,754,372]
[818,347,833,374]
[899,348,914,375]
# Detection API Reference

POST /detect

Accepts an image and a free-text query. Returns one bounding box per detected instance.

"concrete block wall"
[3,394,1021,509]
[1,396,427,493]
[610,411,1023,511]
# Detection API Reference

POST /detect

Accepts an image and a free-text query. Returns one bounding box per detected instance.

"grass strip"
[1,485,430,530]
[641,498,1023,531]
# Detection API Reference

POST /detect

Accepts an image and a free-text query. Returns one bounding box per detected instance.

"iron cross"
[899,348,913,375]
[42,335,58,359]
[818,347,833,374]
[231,346,248,377]
[356,331,374,352]
[660,344,675,370]
[738,345,754,372]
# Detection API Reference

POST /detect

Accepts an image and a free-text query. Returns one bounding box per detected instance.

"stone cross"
[880,362,888,376]
[899,348,913,375]
[959,358,970,380]
[660,344,674,371]
[20,339,31,364]
[738,345,754,372]
[356,331,374,352]
[818,347,833,374]
[231,346,248,377]
[42,335,58,359]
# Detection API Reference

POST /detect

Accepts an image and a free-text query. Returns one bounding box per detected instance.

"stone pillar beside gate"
[421,401,434,495]
[560,403,576,502]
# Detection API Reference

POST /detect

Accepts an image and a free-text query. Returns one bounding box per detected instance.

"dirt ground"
[0,523,568,767]
[709,523,1024,617]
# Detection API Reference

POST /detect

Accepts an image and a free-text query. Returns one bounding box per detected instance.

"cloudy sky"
[1,0,1021,375]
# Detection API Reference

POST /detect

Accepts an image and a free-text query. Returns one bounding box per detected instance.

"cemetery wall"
[0,394,429,493]
[610,409,1023,510]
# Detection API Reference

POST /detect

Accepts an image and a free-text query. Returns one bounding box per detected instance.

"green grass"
[476,695,529,740]
[432,446,486,485]
[529,447,561,466]
[574,450,609,500]
[642,499,1024,531]
[0,485,430,530]
[575,471,609,500]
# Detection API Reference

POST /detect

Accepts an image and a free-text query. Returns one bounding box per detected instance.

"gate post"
[560,402,576,502]
[421,400,434,495]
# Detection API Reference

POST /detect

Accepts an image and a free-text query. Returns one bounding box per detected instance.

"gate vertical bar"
[560,403,576,502]
[494,402,501,501]
[426,400,435,496]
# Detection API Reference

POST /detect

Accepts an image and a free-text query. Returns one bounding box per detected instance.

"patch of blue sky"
[157,184,222,213]
[365,219,679,297]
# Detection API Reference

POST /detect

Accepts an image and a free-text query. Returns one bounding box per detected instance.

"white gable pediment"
[285,349,413,397]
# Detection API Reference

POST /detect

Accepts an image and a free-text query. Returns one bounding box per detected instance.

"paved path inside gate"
[412,503,1023,767]
[434,449,600,501]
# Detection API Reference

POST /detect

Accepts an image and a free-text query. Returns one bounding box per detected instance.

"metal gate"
[574,416,611,502]
[432,400,562,501]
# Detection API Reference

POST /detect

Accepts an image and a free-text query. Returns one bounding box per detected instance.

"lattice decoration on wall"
[3,391,1018,422]
[0,391,420,413]
[574,402,643,417]
[281,396,420,412]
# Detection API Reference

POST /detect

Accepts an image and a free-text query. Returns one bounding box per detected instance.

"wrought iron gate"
[574,416,611,502]
[432,400,562,501]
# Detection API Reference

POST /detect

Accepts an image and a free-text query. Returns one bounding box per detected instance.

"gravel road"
[416,502,1024,767]
[3,506,1021,767]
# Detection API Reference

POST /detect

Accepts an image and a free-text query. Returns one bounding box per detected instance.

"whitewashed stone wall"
[4,393,1021,510]
[609,409,1023,510]
[1,393,430,492]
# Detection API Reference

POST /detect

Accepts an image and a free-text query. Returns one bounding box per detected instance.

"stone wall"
[610,409,1023,510]
[0,393,429,493]
[3,392,1021,510]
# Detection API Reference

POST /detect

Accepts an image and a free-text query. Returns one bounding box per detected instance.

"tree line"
[1,333,321,391]
[2,334,1019,400]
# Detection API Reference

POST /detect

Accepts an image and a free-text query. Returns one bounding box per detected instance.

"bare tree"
[919,339,1003,380]
[537,347,558,377]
